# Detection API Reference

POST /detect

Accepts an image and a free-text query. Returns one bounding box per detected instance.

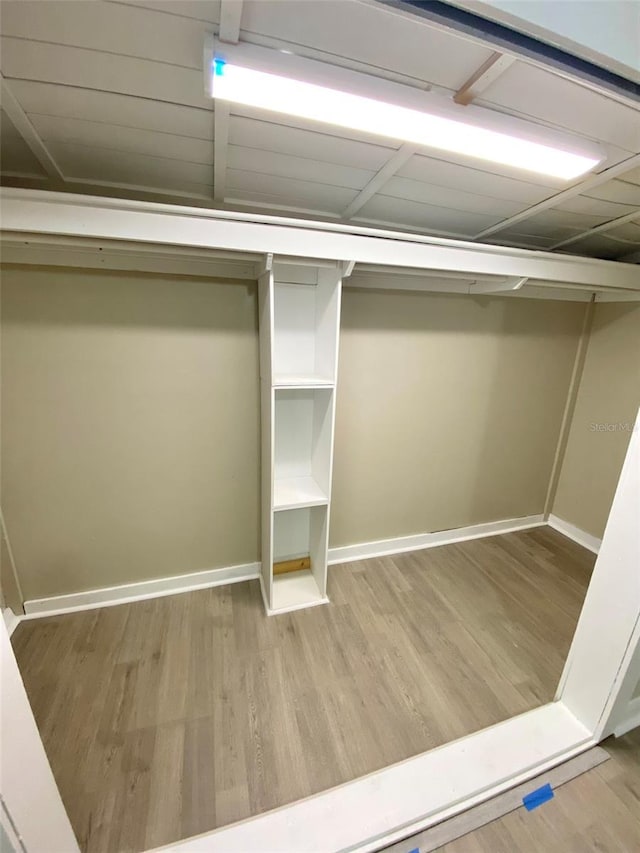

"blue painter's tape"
[522,783,554,811]
[213,58,226,76]
[407,848,420,853]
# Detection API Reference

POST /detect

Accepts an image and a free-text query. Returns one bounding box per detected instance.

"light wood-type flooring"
[429,729,640,852]
[12,527,595,853]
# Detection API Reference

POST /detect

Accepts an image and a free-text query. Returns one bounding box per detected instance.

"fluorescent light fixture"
[210,52,603,181]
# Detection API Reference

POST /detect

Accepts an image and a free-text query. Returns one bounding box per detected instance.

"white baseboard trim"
[2,607,22,637]
[20,513,551,619]
[23,561,261,619]
[547,514,602,554]
[613,697,640,738]
[327,514,546,565]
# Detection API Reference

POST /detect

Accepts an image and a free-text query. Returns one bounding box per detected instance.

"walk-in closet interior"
[1,2,639,853]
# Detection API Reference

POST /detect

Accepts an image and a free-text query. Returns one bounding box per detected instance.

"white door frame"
[555,408,640,740]
[1,191,638,852]
[0,622,80,852]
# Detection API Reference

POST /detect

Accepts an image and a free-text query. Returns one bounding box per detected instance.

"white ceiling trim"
[474,153,640,239]
[375,0,639,110]
[550,209,640,251]
[0,72,64,184]
[449,0,640,88]
[453,52,516,105]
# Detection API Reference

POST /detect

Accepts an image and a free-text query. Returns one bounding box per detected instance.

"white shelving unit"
[259,261,342,615]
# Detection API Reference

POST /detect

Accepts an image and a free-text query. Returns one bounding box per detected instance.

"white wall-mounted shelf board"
[273,376,335,389]
[274,476,329,511]
[3,189,640,290]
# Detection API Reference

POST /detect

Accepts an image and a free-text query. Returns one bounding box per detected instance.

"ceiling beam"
[213,106,230,202]
[454,52,516,105]
[549,210,640,251]
[212,1,243,203]
[473,152,640,240]
[341,144,417,219]
[0,73,65,185]
[219,0,243,43]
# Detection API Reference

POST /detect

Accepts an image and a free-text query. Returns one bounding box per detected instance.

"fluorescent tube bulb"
[211,60,600,180]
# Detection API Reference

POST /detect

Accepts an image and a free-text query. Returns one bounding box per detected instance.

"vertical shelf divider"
[258,258,343,615]
[258,267,274,613]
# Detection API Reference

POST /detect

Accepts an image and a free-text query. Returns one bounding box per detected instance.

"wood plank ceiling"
[0,0,639,262]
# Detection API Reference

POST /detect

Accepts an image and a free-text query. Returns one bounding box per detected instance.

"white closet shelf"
[274,476,329,511]
[270,570,328,615]
[273,374,334,389]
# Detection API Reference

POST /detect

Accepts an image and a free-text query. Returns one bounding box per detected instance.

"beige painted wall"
[2,267,589,600]
[552,302,640,540]
[1,523,23,613]
[0,272,24,614]
[1,266,260,600]
[331,288,586,546]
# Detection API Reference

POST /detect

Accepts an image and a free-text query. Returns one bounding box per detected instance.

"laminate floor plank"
[12,529,595,853]
[432,731,640,853]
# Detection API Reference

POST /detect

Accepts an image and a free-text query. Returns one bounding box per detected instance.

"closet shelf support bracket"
[341,259,356,278]
[469,276,528,294]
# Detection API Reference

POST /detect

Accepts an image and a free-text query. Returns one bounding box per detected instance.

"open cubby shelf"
[271,570,327,613]
[268,505,329,613]
[274,387,333,510]
[272,273,340,386]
